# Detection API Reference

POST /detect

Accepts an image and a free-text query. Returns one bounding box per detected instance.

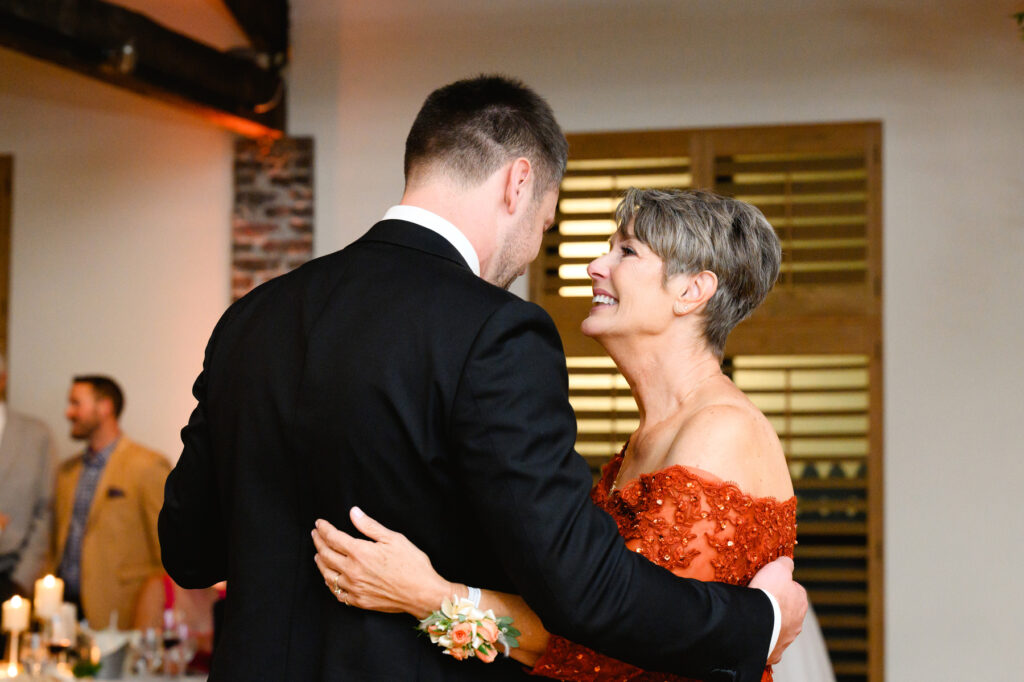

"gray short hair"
[615,188,781,357]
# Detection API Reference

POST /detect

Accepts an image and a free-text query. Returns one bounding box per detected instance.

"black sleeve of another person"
[450,298,773,681]
[158,319,230,589]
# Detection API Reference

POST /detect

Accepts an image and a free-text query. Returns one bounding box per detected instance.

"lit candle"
[33,574,64,620]
[59,602,77,628]
[1,595,29,632]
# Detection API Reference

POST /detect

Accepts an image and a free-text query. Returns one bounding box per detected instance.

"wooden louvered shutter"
[729,354,874,681]
[529,123,883,682]
[530,134,695,467]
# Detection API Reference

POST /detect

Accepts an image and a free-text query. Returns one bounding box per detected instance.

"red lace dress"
[530,448,797,682]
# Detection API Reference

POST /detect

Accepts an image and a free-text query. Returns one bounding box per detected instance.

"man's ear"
[96,396,115,420]
[503,157,533,214]
[673,270,718,316]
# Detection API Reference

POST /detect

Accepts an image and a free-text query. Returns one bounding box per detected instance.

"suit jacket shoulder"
[116,437,170,468]
[57,451,82,477]
[58,437,169,483]
[5,410,51,442]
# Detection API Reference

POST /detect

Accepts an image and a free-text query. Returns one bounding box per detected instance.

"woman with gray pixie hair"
[313,188,800,681]
[612,187,782,358]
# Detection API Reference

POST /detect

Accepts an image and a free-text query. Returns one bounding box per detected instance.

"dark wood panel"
[563,165,691,179]
[716,179,866,195]
[714,157,865,175]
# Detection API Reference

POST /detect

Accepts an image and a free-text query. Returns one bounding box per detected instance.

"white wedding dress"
[771,605,836,682]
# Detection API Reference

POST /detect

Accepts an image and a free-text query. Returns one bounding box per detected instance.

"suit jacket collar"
[55,436,135,558]
[358,220,476,274]
[85,437,131,532]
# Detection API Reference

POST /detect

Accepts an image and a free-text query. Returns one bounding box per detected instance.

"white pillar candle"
[56,602,77,641]
[33,574,64,620]
[1,595,30,632]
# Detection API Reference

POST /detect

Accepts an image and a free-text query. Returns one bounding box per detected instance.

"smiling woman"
[531,124,884,681]
[582,188,780,358]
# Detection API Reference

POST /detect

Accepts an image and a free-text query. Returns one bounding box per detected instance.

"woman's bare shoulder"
[667,400,793,500]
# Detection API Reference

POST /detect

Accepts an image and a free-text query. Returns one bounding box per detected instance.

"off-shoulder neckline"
[606,449,797,506]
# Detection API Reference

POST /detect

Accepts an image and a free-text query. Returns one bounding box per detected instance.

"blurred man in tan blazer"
[53,376,169,629]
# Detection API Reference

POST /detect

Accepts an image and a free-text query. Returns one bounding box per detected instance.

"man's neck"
[400,179,499,278]
[89,426,121,453]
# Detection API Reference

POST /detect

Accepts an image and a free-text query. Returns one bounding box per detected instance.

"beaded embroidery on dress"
[530,445,797,682]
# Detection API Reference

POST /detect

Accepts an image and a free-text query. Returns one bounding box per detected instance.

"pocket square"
[105,487,126,498]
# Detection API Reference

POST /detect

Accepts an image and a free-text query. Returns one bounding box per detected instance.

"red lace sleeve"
[531,636,763,682]
[528,450,790,682]
[529,635,645,681]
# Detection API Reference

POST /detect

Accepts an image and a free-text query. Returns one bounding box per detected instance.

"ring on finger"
[332,572,342,597]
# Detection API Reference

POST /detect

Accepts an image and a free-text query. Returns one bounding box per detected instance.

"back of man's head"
[73,375,124,418]
[404,75,568,195]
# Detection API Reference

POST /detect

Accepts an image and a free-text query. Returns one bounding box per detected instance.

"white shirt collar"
[382,205,480,276]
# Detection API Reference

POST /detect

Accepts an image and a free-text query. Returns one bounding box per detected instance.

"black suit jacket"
[159,219,774,681]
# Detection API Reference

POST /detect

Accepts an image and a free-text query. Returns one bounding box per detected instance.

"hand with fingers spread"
[749,555,808,665]
[312,507,455,619]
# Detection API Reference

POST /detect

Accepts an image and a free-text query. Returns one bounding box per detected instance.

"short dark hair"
[404,75,568,193]
[73,375,124,417]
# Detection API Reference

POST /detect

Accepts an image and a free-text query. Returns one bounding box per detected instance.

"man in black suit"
[159,75,805,681]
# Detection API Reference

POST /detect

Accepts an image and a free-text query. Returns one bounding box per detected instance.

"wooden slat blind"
[531,123,883,682]
[716,152,869,286]
[730,354,872,680]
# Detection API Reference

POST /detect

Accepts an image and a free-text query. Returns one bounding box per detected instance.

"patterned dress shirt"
[58,438,119,601]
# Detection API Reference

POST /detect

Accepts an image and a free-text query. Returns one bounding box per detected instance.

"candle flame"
[6,662,15,676]
[43,574,56,588]
[9,595,21,608]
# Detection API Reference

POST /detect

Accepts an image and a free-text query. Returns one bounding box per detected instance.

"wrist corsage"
[417,596,520,663]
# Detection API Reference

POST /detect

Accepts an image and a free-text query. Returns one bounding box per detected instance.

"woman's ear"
[673,270,718,316]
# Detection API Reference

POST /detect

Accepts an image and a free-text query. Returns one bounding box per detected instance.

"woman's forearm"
[312,514,551,665]
[444,583,550,666]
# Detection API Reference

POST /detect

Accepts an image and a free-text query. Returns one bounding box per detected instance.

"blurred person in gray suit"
[0,352,56,602]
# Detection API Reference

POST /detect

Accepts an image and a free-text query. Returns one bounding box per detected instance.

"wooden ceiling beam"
[223,0,288,65]
[0,0,285,137]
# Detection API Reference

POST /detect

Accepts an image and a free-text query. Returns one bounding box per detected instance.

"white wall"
[0,47,233,460]
[289,0,1024,678]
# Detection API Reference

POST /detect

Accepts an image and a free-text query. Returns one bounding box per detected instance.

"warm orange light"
[203,110,283,139]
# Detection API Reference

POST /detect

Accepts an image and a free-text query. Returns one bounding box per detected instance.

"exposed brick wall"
[232,137,314,301]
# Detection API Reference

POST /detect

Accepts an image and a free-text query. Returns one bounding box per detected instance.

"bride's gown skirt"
[531,449,798,682]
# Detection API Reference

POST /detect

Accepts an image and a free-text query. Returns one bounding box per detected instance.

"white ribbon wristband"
[465,586,508,656]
